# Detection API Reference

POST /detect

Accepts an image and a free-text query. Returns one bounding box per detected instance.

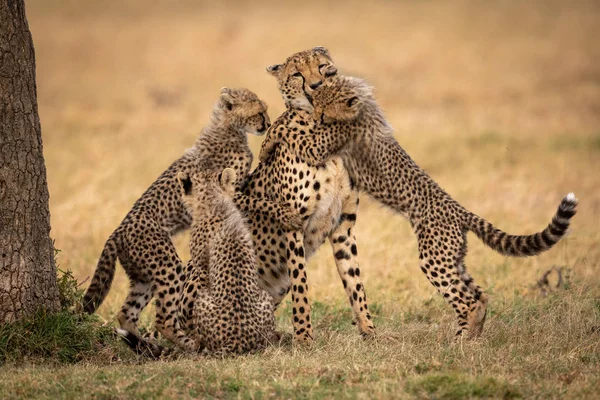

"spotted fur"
[82,88,302,351]
[175,168,277,355]
[237,47,375,343]
[260,75,578,338]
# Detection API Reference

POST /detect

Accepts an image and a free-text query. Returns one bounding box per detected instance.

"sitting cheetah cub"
[83,88,301,351]
[177,168,277,355]
[261,74,578,338]
[120,168,277,357]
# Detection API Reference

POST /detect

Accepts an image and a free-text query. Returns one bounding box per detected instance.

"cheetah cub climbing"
[262,74,578,338]
[121,168,277,357]
[82,88,301,351]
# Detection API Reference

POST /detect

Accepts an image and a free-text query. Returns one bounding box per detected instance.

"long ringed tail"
[82,233,119,313]
[466,193,578,257]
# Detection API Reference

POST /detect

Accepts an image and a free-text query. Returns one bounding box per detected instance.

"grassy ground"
[3,0,599,398]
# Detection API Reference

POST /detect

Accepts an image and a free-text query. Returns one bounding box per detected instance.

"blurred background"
[27,0,599,325]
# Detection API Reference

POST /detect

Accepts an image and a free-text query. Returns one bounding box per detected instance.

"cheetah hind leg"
[116,280,153,339]
[458,259,489,339]
[467,293,489,339]
[116,328,171,359]
[417,227,485,339]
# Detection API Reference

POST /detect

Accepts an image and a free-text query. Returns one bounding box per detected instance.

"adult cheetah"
[234,47,375,343]
[260,74,578,338]
[120,168,277,357]
[82,88,301,350]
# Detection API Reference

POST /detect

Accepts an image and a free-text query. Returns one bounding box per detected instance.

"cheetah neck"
[343,101,449,218]
[191,120,248,155]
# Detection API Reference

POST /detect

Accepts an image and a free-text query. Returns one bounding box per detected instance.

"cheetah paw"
[280,210,304,231]
[467,294,489,340]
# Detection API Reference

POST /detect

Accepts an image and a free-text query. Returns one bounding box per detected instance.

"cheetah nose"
[310,81,322,90]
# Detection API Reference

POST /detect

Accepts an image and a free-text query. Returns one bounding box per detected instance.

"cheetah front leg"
[178,259,209,344]
[328,189,375,338]
[258,128,282,163]
[189,291,216,353]
[286,230,313,344]
[257,290,279,345]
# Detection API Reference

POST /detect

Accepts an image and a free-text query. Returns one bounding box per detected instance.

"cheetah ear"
[335,96,363,121]
[266,64,283,76]
[177,172,193,196]
[219,168,237,196]
[347,96,362,110]
[220,87,235,111]
[312,46,332,59]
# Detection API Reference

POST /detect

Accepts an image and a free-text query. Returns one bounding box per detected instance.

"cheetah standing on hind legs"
[260,74,578,338]
[120,168,277,357]
[82,88,302,351]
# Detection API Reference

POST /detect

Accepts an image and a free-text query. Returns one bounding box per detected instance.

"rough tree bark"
[0,0,59,322]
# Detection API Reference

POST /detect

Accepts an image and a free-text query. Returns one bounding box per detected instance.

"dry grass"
[4,0,599,397]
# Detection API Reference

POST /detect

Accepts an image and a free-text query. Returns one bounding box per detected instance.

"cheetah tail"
[81,233,119,313]
[466,193,578,257]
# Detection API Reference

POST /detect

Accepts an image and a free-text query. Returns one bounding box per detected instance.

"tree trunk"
[0,0,59,322]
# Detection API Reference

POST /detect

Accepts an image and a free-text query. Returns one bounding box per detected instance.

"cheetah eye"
[292,72,303,78]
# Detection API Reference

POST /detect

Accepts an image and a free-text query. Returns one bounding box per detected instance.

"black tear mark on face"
[182,177,193,195]
[291,72,313,105]
[305,92,314,105]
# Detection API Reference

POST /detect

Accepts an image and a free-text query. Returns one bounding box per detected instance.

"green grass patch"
[0,265,132,366]
[0,307,130,365]
[406,373,521,399]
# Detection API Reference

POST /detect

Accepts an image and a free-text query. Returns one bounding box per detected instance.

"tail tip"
[562,192,578,210]
[565,192,577,203]
[115,328,129,337]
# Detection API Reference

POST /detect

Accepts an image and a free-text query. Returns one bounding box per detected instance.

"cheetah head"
[215,88,271,136]
[177,168,237,211]
[266,46,338,112]
[312,76,372,124]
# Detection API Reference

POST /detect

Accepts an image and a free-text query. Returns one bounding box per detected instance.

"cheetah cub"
[262,75,578,338]
[83,88,301,351]
[177,168,277,355]
[120,168,277,357]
